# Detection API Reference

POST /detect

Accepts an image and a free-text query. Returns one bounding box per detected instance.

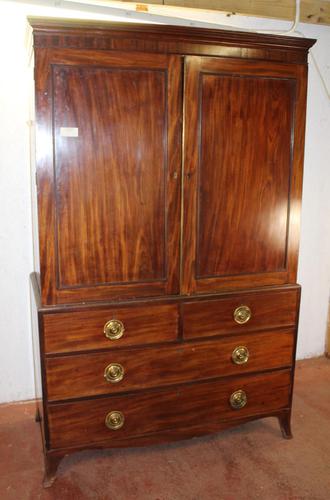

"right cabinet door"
[182,56,307,295]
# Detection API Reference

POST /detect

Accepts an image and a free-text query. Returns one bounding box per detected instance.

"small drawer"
[46,328,294,401]
[47,369,291,449]
[183,288,299,340]
[43,303,179,354]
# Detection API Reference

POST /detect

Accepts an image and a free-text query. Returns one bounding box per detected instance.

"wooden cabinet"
[29,18,315,486]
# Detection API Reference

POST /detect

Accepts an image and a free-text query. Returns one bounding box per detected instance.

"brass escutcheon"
[105,411,124,430]
[104,363,124,383]
[232,346,249,365]
[104,319,125,340]
[233,305,252,324]
[229,389,247,410]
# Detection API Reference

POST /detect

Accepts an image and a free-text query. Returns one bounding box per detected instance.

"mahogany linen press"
[28,18,315,486]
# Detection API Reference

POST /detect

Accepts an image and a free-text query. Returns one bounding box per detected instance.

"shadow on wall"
[326,297,330,357]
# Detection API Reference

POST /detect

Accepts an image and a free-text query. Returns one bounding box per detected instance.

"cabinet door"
[35,50,181,304]
[182,57,307,294]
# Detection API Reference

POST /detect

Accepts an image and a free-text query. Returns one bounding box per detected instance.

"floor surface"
[1,357,330,500]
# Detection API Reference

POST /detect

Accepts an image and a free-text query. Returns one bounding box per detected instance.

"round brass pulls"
[104,319,125,340]
[233,305,252,325]
[232,346,249,365]
[104,363,124,383]
[229,390,247,410]
[105,411,124,430]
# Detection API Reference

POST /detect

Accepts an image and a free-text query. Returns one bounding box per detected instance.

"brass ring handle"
[105,411,124,430]
[233,305,252,324]
[229,390,247,410]
[104,319,125,340]
[104,363,124,383]
[232,346,249,365]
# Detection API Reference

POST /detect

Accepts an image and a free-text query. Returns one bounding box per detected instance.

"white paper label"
[60,127,79,137]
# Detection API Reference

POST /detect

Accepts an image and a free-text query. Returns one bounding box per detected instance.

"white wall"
[0,0,329,403]
[0,6,34,403]
[293,23,330,359]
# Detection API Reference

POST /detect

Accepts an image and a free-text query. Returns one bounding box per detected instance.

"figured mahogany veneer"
[42,303,179,354]
[47,369,291,449]
[183,288,299,339]
[197,71,293,276]
[53,65,170,288]
[46,328,294,401]
[29,19,315,487]
[35,49,182,305]
[181,57,308,294]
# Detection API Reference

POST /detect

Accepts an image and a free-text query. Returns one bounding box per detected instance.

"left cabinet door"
[35,50,182,304]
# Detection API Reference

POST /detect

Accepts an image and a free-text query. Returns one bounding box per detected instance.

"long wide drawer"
[43,303,179,354]
[48,369,291,449]
[183,287,299,340]
[46,329,294,401]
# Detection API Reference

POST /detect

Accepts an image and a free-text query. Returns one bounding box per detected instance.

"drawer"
[183,288,299,339]
[46,328,294,401]
[43,303,179,354]
[48,369,291,449]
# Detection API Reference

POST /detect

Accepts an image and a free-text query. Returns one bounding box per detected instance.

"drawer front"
[183,288,299,339]
[48,369,291,449]
[46,329,294,401]
[43,303,179,354]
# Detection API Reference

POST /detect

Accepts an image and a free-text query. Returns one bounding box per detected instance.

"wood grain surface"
[35,50,181,304]
[43,303,179,354]
[197,74,293,277]
[183,288,299,339]
[162,0,330,26]
[47,369,291,448]
[53,65,168,287]
[46,328,294,401]
[182,57,307,294]
[29,18,315,64]
[44,409,291,457]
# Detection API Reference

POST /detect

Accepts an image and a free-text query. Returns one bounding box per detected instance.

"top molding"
[28,17,316,64]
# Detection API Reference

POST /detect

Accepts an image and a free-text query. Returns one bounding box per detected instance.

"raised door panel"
[182,57,307,294]
[35,50,182,304]
[54,66,167,287]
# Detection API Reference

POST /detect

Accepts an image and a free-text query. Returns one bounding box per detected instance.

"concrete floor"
[1,357,330,500]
